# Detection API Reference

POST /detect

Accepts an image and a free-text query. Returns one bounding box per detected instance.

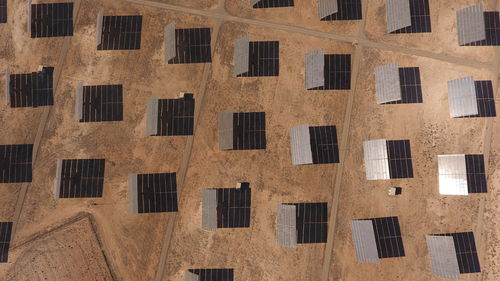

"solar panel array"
[237,41,279,77]
[0,222,12,263]
[387,140,414,178]
[472,81,496,117]
[30,3,73,38]
[370,217,405,258]
[463,12,500,46]
[187,269,234,281]
[289,202,328,244]
[80,85,123,122]
[309,54,351,90]
[435,232,481,274]
[233,112,266,150]
[97,16,142,50]
[457,4,486,46]
[135,173,178,213]
[216,186,251,228]
[252,0,294,9]
[168,28,212,64]
[309,126,340,164]
[156,95,195,136]
[465,154,487,193]
[8,67,54,108]
[57,159,105,198]
[385,67,423,104]
[0,0,6,23]
[321,0,363,21]
[391,0,431,34]
[0,144,33,183]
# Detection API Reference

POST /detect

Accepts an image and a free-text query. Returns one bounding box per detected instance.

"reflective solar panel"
[216,186,251,228]
[0,222,12,263]
[252,0,294,8]
[135,173,178,213]
[56,159,105,198]
[0,144,33,183]
[391,0,431,34]
[457,4,486,46]
[309,126,339,164]
[385,67,423,104]
[30,2,73,38]
[9,67,54,108]
[288,202,328,244]
[308,54,351,90]
[155,95,195,136]
[0,0,6,23]
[168,28,212,64]
[187,269,234,281]
[435,232,481,274]
[321,0,362,21]
[463,12,500,46]
[370,216,405,258]
[233,112,266,150]
[387,140,414,178]
[80,85,123,122]
[237,41,279,77]
[465,154,487,193]
[97,16,142,50]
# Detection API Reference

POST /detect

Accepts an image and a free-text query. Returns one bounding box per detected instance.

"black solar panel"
[391,0,431,34]
[58,159,105,198]
[387,140,414,179]
[465,154,487,193]
[216,186,251,228]
[309,126,339,164]
[97,16,142,50]
[370,216,405,258]
[9,67,54,108]
[289,202,328,244]
[310,54,351,90]
[156,95,195,136]
[232,112,266,150]
[385,67,423,104]
[252,0,294,8]
[463,12,500,46]
[237,41,279,77]
[187,269,234,281]
[0,0,7,23]
[31,2,73,38]
[136,173,178,213]
[0,144,33,183]
[0,222,12,263]
[80,85,123,122]
[436,232,481,274]
[168,28,212,64]
[473,81,496,117]
[321,0,363,21]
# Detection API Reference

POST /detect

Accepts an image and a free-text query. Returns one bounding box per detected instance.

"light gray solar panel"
[438,154,468,195]
[54,160,62,199]
[305,49,325,90]
[447,77,478,118]
[96,9,104,47]
[351,220,380,263]
[426,235,460,280]
[146,97,159,136]
[317,0,338,20]
[202,189,217,231]
[250,0,260,7]
[363,139,390,180]
[375,63,402,104]
[128,174,139,214]
[75,81,83,121]
[277,204,297,248]
[457,4,486,45]
[290,124,313,165]
[4,68,9,106]
[185,271,200,281]
[386,0,412,33]
[27,0,32,33]
[218,110,234,150]
[164,22,176,62]
[233,36,249,77]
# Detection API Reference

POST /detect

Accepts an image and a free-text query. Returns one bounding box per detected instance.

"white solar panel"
[202,189,217,231]
[317,0,338,20]
[75,81,83,121]
[457,4,486,45]
[164,22,176,62]
[351,220,380,263]
[96,9,104,47]
[426,235,460,280]
[277,204,297,248]
[218,110,234,150]
[54,159,63,199]
[375,63,402,104]
[447,77,478,118]
[146,97,159,136]
[290,124,313,165]
[386,0,412,33]
[185,271,200,281]
[438,154,468,195]
[305,49,325,90]
[363,139,390,180]
[4,68,9,106]
[27,0,32,33]
[128,174,139,214]
[233,36,249,77]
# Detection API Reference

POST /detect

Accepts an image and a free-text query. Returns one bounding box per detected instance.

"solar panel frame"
[461,80,497,117]
[277,204,297,248]
[375,63,402,104]
[0,222,12,263]
[370,216,405,258]
[0,144,33,183]
[290,202,328,244]
[252,0,294,8]
[465,154,487,193]
[391,0,432,34]
[438,154,468,195]
[216,187,251,228]
[426,235,461,279]
[321,0,362,21]
[363,139,391,180]
[457,4,486,46]
[237,41,279,77]
[97,15,142,50]
[187,269,234,281]
[168,28,212,64]
[350,220,380,263]
[57,159,105,198]
[386,140,414,179]
[80,85,123,122]
[232,112,266,150]
[30,2,74,38]
[309,54,351,90]
[385,67,423,104]
[435,232,481,274]
[135,173,178,213]
[9,67,54,108]
[447,77,479,118]
[156,96,195,136]
[0,0,7,23]
[309,126,340,164]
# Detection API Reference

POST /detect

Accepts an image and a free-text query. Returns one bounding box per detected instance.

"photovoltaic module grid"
[0,0,6,23]
[30,2,73,38]
[385,67,423,104]
[187,269,234,281]
[168,28,212,64]
[309,126,340,164]
[156,96,195,136]
[370,217,405,258]
[321,0,363,21]
[136,173,178,213]
[216,186,251,228]
[57,159,105,198]
[465,155,487,193]
[435,232,481,274]
[9,67,54,108]
[237,41,279,77]
[97,16,142,50]
[80,85,123,122]
[391,0,431,34]
[0,222,12,263]
[252,0,294,8]
[0,144,33,183]
[464,12,500,46]
[467,81,496,117]
[387,140,414,178]
[309,54,351,90]
[233,112,266,150]
[288,202,328,244]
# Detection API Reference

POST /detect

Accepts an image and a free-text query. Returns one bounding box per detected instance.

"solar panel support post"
[128,174,139,214]
[54,160,63,199]
[96,9,104,48]
[27,0,32,34]
[164,22,176,63]
[75,81,83,121]
[4,68,9,106]
[146,97,159,136]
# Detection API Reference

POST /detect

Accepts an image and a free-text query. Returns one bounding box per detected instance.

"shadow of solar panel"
[386,67,423,104]
[321,0,362,21]
[310,54,351,90]
[58,159,105,198]
[0,222,12,263]
[97,15,142,50]
[168,28,212,64]
[237,41,279,77]
[156,96,195,136]
[233,112,266,150]
[0,0,6,23]
[436,232,481,274]
[216,188,251,228]
[387,140,413,178]
[0,144,33,183]
[81,85,123,122]
[291,202,328,244]
[252,0,294,8]
[464,12,500,46]
[370,217,405,258]
[31,3,73,38]
[9,67,54,108]
[309,126,339,164]
[391,0,431,34]
[137,173,178,213]
[465,154,487,193]
[188,269,234,281]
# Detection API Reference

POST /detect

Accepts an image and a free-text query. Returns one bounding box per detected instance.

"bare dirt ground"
[0,0,498,281]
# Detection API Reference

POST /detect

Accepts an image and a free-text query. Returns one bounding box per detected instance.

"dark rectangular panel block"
[81,85,123,122]
[387,140,414,179]
[391,0,431,34]
[0,222,12,263]
[463,12,500,46]
[216,187,251,228]
[321,0,363,21]
[0,0,7,23]
[97,15,142,50]
[237,41,279,77]
[292,202,328,244]
[232,112,266,150]
[310,54,351,90]
[473,81,496,117]
[370,216,405,258]
[188,269,234,281]
[252,0,294,8]
[137,173,178,213]
[168,28,212,64]
[9,67,54,108]
[309,126,340,164]
[386,67,423,104]
[436,232,481,274]
[58,159,105,198]
[0,144,33,183]
[465,154,487,193]
[156,97,195,136]
[31,3,73,38]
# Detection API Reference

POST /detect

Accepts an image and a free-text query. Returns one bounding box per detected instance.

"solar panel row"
[58,159,105,198]
[187,269,234,281]
[463,12,500,46]
[0,144,33,183]
[309,126,340,164]
[0,222,12,263]
[370,216,405,258]
[31,3,73,38]
[216,187,251,228]
[386,140,414,178]
[237,41,279,77]
[435,232,481,274]
[156,97,195,136]
[385,67,423,104]
[80,85,123,122]
[0,0,6,23]
[136,173,178,213]
[309,54,351,90]
[252,0,294,9]
[233,112,266,150]
[321,0,363,21]
[168,28,212,64]
[9,67,54,108]
[391,0,431,34]
[464,154,487,193]
[291,202,328,244]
